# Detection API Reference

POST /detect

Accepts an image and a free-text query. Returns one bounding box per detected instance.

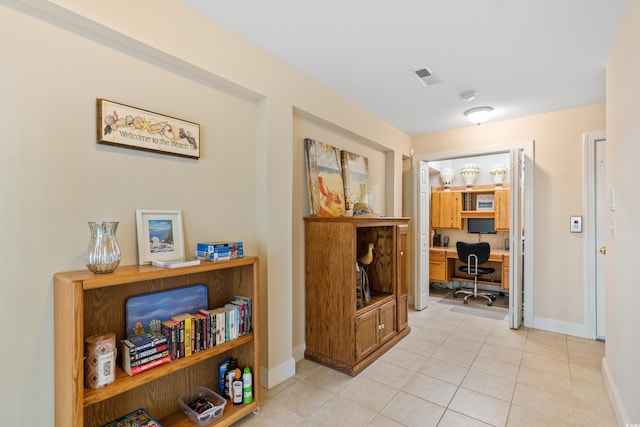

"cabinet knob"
[400,251,404,256]
[599,246,607,255]
[378,324,385,330]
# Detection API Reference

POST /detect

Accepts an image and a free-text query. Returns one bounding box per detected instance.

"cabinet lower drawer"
[429,251,447,282]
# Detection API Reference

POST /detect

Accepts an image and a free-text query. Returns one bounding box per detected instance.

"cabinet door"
[355,309,379,361]
[396,225,408,332]
[431,191,462,229]
[379,300,396,345]
[495,189,510,230]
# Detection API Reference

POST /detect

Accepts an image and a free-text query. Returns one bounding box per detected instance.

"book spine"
[121,334,167,356]
[126,355,170,376]
[184,317,192,357]
[128,343,168,363]
[129,350,169,367]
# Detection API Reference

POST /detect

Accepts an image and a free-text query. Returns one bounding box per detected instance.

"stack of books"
[195,241,244,262]
[121,331,170,376]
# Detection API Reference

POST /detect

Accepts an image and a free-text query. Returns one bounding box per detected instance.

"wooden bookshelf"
[54,257,260,427]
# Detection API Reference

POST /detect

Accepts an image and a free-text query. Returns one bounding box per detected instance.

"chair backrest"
[456,241,491,265]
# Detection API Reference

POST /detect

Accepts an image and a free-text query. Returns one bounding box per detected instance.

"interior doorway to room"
[413,141,533,329]
[585,131,606,340]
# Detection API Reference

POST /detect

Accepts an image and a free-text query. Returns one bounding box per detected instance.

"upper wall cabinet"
[431,191,462,229]
[431,185,510,231]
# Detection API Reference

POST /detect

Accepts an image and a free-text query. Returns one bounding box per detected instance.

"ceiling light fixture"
[464,106,494,125]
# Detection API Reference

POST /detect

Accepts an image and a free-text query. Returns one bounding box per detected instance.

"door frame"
[412,140,534,328]
[583,130,606,340]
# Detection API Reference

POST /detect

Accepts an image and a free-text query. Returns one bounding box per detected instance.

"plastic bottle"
[231,368,243,405]
[242,367,253,403]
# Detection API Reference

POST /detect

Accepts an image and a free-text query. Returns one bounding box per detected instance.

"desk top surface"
[430,246,509,260]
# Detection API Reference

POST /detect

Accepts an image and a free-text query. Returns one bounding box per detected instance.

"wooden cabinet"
[304,217,410,376]
[431,191,462,229]
[54,258,260,427]
[494,189,510,231]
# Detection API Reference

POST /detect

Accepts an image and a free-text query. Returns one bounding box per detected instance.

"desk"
[429,247,510,290]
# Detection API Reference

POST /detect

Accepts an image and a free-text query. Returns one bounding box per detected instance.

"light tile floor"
[233,297,617,427]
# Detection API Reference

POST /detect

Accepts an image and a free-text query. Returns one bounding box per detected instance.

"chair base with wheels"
[453,242,496,306]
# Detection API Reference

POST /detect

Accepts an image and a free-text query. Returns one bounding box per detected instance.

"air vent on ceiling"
[414,66,441,87]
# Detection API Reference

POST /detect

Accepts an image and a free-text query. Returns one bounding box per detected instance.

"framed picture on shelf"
[97,98,200,159]
[476,194,495,211]
[135,209,185,265]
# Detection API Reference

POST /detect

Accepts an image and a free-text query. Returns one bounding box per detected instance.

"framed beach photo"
[135,209,185,265]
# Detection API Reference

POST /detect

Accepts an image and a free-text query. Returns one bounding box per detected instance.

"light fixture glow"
[464,106,494,125]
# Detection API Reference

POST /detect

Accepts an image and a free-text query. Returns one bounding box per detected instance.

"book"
[102,407,163,427]
[160,320,178,360]
[192,312,206,352]
[171,313,193,357]
[151,258,201,268]
[124,354,170,376]
[121,332,167,357]
[123,349,170,373]
[233,296,252,334]
[208,307,226,345]
[126,343,168,364]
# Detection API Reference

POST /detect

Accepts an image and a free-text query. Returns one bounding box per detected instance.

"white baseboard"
[602,356,628,426]
[532,315,588,338]
[259,356,296,390]
[292,342,305,362]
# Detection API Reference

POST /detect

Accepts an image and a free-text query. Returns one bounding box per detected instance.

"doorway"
[584,131,606,340]
[413,141,534,329]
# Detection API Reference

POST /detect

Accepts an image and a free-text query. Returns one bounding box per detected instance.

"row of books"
[121,296,252,376]
[196,241,244,262]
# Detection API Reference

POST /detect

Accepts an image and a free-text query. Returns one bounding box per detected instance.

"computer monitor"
[467,218,496,234]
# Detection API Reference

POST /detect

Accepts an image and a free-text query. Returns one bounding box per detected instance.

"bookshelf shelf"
[54,257,260,427]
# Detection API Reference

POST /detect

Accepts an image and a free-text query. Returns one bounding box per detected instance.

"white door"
[414,160,430,310]
[509,148,524,328]
[595,139,606,340]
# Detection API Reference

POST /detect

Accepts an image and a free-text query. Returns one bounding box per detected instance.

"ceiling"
[180,0,628,136]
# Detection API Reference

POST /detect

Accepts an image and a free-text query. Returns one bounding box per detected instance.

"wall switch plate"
[570,216,583,233]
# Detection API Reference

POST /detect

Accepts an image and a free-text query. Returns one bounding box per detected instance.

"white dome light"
[464,106,494,125]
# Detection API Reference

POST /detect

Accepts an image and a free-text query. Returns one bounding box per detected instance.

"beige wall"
[604,0,640,422]
[0,0,410,424]
[412,103,606,329]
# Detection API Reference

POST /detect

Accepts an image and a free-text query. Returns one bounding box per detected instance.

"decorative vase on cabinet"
[440,168,455,190]
[490,163,508,188]
[460,163,480,188]
[85,221,121,274]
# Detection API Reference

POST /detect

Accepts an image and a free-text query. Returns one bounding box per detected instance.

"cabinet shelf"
[356,292,394,315]
[83,334,254,407]
[461,210,494,218]
[54,257,260,427]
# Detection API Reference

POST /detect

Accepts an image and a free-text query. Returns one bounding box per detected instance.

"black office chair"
[454,242,497,306]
